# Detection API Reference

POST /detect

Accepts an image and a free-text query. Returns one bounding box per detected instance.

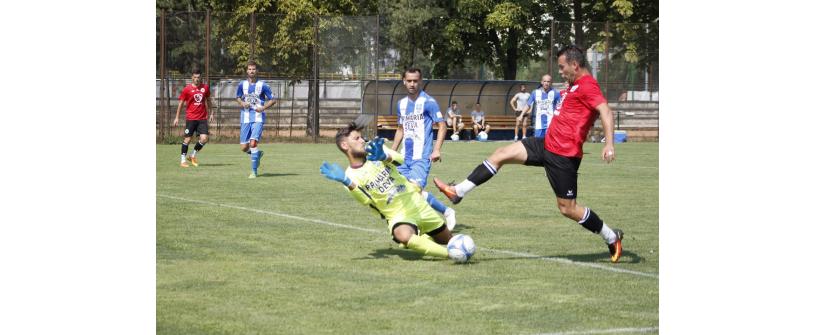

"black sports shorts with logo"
[520,136,582,199]
[184,120,209,137]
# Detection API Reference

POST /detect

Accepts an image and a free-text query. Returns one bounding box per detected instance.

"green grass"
[157,141,658,334]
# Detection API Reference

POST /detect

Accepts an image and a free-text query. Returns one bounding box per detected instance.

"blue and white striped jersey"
[236,80,274,124]
[527,88,561,130]
[396,91,444,162]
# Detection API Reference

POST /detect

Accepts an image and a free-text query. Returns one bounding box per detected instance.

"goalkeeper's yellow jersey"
[343,148,426,222]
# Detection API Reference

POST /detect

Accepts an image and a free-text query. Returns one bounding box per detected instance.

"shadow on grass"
[258,173,299,177]
[547,250,643,264]
[353,248,448,262]
[475,250,643,264]
[449,223,475,232]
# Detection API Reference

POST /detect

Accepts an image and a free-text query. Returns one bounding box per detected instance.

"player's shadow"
[353,248,445,262]
[449,223,474,232]
[470,250,643,264]
[547,250,643,264]
[258,173,299,177]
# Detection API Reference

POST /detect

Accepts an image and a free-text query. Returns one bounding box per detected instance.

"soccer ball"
[477,132,488,141]
[447,234,476,263]
[451,134,460,141]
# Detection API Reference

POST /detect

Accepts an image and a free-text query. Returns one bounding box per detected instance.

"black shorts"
[520,136,582,199]
[184,120,209,137]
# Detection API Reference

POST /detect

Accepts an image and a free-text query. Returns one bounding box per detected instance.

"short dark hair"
[557,45,587,68]
[451,101,458,104]
[191,68,201,75]
[334,121,365,152]
[247,60,257,69]
[402,67,422,79]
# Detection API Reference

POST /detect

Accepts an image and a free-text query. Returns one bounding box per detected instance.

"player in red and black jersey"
[173,68,213,168]
[433,45,625,263]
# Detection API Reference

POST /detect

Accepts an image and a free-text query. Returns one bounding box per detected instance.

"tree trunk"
[409,31,416,67]
[487,28,505,79]
[572,0,584,48]
[504,29,519,80]
[307,45,315,137]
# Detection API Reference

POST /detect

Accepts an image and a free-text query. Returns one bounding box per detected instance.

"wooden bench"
[376,115,527,140]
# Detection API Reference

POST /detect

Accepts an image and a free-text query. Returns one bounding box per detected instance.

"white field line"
[481,248,659,279]
[158,194,658,279]
[158,194,380,234]
[533,326,659,335]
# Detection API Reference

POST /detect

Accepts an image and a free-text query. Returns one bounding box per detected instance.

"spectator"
[510,84,531,141]
[470,102,490,138]
[446,101,464,136]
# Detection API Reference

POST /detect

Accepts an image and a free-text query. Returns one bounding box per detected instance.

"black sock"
[181,143,189,155]
[578,208,603,234]
[466,160,498,186]
[194,141,205,152]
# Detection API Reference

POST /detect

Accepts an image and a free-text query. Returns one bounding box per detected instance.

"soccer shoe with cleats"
[188,156,199,167]
[433,177,461,204]
[608,229,624,263]
[180,161,190,168]
[249,172,258,179]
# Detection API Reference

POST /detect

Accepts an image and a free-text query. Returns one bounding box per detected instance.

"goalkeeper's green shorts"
[387,200,445,238]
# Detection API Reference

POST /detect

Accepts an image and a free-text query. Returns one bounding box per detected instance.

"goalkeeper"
[320,122,456,259]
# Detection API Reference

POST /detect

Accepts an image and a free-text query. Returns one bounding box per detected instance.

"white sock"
[444,208,456,231]
[250,147,259,154]
[191,150,198,157]
[599,223,618,244]
[455,180,477,197]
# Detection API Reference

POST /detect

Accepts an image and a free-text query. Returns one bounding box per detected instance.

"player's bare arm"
[391,125,404,151]
[236,97,249,109]
[432,121,446,162]
[207,97,215,122]
[510,96,518,111]
[596,102,616,163]
[258,98,275,112]
[173,100,185,127]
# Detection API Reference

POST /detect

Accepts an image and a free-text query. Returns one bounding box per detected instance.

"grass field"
[157,140,658,334]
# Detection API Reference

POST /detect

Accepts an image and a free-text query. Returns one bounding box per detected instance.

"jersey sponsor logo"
[401,113,425,133]
[364,167,397,194]
[194,93,204,103]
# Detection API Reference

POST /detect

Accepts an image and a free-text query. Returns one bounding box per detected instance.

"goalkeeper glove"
[320,161,352,186]
[365,137,387,161]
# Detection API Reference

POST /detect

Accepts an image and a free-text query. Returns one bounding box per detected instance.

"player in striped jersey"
[320,122,459,260]
[236,61,276,178]
[524,74,561,138]
[390,68,457,230]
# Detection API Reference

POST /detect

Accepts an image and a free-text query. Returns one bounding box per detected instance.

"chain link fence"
[157,13,658,142]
